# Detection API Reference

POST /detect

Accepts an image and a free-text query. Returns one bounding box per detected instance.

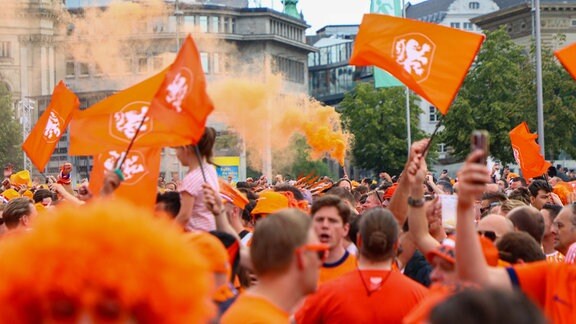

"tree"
[276,135,337,180]
[439,28,530,164]
[339,83,425,175]
[0,84,23,170]
[439,28,576,163]
[534,46,576,160]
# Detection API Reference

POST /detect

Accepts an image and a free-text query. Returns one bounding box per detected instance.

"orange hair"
[0,199,214,323]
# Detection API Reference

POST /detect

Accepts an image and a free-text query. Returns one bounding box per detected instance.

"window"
[469,2,480,9]
[200,52,209,73]
[224,17,230,33]
[138,57,148,73]
[450,22,460,29]
[571,19,576,27]
[123,58,133,74]
[0,41,10,58]
[183,16,194,32]
[463,22,473,30]
[79,63,90,77]
[231,18,236,33]
[438,143,447,153]
[199,16,208,33]
[211,16,219,33]
[153,56,163,71]
[94,63,103,76]
[429,106,440,122]
[65,57,75,78]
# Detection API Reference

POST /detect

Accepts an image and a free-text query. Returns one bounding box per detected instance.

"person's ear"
[343,223,350,237]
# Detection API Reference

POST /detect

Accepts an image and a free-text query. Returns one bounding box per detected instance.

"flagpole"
[402,0,412,155]
[533,0,545,156]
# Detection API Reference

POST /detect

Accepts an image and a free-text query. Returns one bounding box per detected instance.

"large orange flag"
[69,70,191,156]
[89,147,161,210]
[148,35,214,145]
[22,81,79,171]
[555,42,576,80]
[509,122,551,179]
[350,14,485,115]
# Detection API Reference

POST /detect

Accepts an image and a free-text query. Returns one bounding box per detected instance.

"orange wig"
[0,199,214,323]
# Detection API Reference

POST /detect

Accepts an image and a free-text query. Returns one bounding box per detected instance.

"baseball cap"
[251,191,289,216]
[426,236,499,267]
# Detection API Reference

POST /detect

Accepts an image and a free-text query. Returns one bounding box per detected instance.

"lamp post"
[18,98,35,171]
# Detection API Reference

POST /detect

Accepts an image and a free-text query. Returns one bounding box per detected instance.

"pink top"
[565,242,576,264]
[179,163,219,232]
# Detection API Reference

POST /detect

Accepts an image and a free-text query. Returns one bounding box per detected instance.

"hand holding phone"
[471,130,489,165]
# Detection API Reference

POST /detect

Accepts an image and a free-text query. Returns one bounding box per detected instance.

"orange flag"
[218,178,249,209]
[349,14,485,115]
[22,81,79,171]
[89,147,161,210]
[509,122,551,179]
[555,42,576,80]
[148,35,214,145]
[69,70,190,156]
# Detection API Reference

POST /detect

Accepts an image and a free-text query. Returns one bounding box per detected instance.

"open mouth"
[318,233,330,243]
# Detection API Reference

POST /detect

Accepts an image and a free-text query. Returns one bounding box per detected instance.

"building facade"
[471,0,576,49]
[0,0,314,182]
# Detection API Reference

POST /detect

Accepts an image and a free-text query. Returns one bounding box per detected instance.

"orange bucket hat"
[426,236,499,267]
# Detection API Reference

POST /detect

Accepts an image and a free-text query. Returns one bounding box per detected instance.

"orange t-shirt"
[296,270,428,323]
[220,294,289,324]
[319,250,357,285]
[508,261,576,323]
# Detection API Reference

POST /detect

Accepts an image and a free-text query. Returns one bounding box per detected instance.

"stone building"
[0,0,314,181]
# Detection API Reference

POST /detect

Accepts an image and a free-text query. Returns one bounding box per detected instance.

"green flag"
[370,0,403,88]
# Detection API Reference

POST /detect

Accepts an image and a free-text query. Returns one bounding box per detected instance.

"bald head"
[477,214,514,241]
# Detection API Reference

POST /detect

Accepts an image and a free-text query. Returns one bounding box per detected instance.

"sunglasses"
[296,243,330,262]
[478,230,497,242]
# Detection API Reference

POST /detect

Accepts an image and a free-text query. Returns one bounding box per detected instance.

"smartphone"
[471,130,489,165]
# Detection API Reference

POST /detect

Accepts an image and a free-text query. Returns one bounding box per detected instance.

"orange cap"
[185,232,230,275]
[1,189,20,201]
[383,183,398,199]
[218,178,249,209]
[10,170,32,187]
[251,191,289,216]
[22,190,33,200]
[426,236,499,267]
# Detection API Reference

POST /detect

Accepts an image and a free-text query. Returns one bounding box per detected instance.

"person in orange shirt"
[221,209,327,324]
[296,208,428,323]
[455,150,576,323]
[312,194,357,284]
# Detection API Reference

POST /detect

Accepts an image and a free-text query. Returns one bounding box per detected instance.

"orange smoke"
[62,0,169,77]
[208,73,349,169]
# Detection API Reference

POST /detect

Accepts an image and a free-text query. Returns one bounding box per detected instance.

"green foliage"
[339,83,425,175]
[276,135,336,180]
[439,27,576,163]
[439,28,530,164]
[0,84,23,170]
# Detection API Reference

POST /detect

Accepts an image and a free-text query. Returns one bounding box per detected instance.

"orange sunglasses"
[296,243,330,263]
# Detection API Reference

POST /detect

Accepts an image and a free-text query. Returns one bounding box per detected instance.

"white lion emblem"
[103,151,145,182]
[395,38,432,79]
[43,111,61,140]
[114,106,149,139]
[165,72,189,113]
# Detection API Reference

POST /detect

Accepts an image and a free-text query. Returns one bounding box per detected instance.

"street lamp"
[18,97,35,171]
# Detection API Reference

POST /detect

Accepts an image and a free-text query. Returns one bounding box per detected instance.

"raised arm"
[389,139,430,226]
[455,150,511,289]
[406,150,440,255]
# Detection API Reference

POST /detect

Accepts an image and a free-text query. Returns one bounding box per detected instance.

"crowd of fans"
[0,129,575,323]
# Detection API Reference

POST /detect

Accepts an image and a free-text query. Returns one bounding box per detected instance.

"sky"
[268,0,371,35]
